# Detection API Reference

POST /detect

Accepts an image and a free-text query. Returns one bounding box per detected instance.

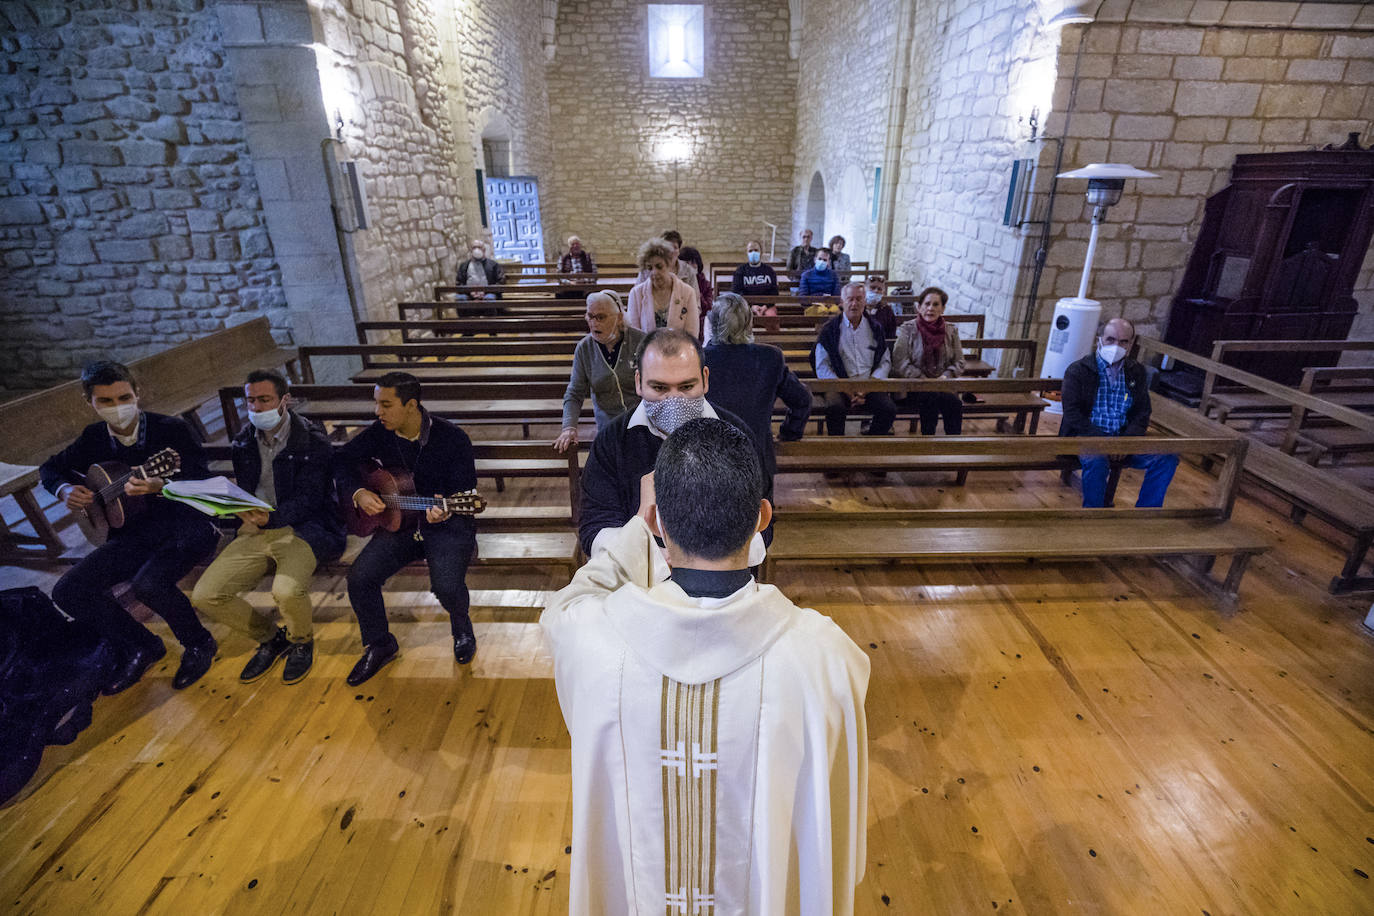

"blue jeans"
[1080,452,1179,508]
[345,520,475,647]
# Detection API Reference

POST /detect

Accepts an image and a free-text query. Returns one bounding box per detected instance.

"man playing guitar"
[40,361,220,694]
[335,372,480,686]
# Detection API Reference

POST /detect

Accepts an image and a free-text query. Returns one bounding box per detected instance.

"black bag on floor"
[0,586,119,805]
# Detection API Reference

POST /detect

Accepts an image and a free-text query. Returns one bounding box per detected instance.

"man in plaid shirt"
[1059,317,1178,507]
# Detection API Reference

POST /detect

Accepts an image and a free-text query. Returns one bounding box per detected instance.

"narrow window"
[648,4,704,78]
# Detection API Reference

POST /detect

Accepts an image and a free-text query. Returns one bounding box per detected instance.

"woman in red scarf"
[892,286,964,435]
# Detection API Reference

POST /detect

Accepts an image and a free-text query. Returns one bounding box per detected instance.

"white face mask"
[1098,343,1127,365]
[644,395,706,436]
[248,404,286,431]
[747,251,761,265]
[96,402,140,431]
[865,290,881,306]
[471,248,486,260]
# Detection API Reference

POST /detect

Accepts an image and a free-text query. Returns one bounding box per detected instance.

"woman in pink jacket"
[626,238,700,338]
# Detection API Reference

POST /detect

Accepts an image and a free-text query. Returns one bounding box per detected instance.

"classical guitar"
[343,462,486,537]
[81,447,182,544]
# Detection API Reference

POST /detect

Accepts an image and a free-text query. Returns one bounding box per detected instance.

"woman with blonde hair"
[626,238,700,337]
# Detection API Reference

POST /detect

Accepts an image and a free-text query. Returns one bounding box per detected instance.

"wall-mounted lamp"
[334,108,345,141]
[1043,1,1096,30]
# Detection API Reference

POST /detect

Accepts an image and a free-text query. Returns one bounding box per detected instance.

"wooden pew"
[1200,339,1374,424]
[1278,366,1374,463]
[1138,336,1374,594]
[218,382,581,440]
[763,434,1266,608]
[0,318,298,539]
[199,441,581,574]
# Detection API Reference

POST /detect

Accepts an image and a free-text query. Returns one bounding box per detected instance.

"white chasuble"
[541,518,870,915]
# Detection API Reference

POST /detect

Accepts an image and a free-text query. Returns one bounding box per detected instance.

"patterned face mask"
[644,395,705,436]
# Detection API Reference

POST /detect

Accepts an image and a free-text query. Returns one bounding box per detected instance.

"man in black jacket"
[1059,317,1178,507]
[191,369,344,685]
[40,361,219,693]
[335,372,479,686]
[578,329,773,558]
[813,283,897,436]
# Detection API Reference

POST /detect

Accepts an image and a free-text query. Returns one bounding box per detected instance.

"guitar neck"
[378,493,480,514]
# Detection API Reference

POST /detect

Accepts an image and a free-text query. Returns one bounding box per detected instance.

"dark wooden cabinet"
[1162,135,1374,387]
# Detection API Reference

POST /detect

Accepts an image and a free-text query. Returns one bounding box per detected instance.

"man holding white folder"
[191,369,344,684]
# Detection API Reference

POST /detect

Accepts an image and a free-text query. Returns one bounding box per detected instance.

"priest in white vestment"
[542,418,870,915]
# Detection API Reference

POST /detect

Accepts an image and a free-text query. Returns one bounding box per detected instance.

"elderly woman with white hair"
[554,290,646,453]
[703,292,812,472]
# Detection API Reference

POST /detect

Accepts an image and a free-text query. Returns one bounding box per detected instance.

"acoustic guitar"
[343,461,486,537]
[81,447,182,545]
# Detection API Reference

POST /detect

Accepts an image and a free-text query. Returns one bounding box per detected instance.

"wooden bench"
[218,383,583,440]
[1279,366,1374,463]
[1200,339,1374,424]
[199,440,582,575]
[762,434,1266,608]
[1139,336,1374,594]
[0,462,64,559]
[804,376,1055,435]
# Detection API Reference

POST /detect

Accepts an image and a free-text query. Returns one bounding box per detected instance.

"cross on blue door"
[484,176,545,269]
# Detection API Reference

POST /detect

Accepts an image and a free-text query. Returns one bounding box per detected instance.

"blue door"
[484,176,546,271]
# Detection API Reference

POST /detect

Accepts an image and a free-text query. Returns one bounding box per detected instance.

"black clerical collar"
[670,567,753,599]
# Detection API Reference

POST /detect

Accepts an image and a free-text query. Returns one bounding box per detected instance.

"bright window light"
[648,5,703,78]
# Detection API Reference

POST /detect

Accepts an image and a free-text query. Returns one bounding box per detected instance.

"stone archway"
[805,170,826,242]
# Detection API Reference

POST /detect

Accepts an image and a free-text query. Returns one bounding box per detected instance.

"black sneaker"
[240,628,291,683]
[282,640,314,685]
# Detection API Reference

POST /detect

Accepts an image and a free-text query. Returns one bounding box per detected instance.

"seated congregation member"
[829,234,852,284]
[798,246,841,297]
[892,286,964,436]
[577,329,772,557]
[704,293,811,473]
[678,245,714,327]
[555,234,597,298]
[1061,317,1178,508]
[455,239,505,299]
[636,229,697,286]
[40,360,219,693]
[786,227,817,279]
[554,291,646,454]
[336,373,479,685]
[732,239,779,305]
[865,274,899,336]
[814,282,897,436]
[542,418,870,916]
[190,369,344,684]
[627,237,700,338]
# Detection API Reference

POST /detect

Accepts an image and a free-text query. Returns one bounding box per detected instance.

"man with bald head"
[557,235,597,298]
[1060,317,1178,507]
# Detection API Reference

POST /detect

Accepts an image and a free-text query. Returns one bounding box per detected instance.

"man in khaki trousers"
[191,370,345,683]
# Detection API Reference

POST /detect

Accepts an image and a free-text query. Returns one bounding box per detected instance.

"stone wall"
[0,0,285,390]
[889,0,1054,341]
[791,0,899,266]
[458,0,554,260]
[312,0,471,320]
[545,0,797,264]
[1030,2,1374,356]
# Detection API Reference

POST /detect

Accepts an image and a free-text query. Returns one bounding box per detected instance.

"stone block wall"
[791,0,900,265]
[888,0,1054,339]
[0,1,286,390]
[312,0,471,320]
[545,0,797,264]
[1031,4,1374,353]
[458,0,554,259]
